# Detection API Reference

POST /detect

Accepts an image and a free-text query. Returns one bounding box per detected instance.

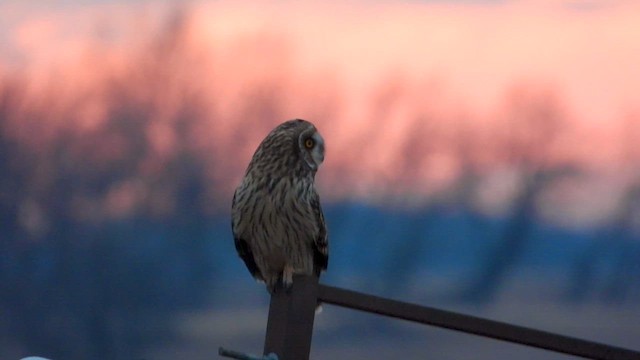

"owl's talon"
[282,266,294,290]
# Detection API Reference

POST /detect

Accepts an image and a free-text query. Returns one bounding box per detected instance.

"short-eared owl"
[231,119,328,293]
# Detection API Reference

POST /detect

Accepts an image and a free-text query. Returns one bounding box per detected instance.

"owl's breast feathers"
[232,174,328,278]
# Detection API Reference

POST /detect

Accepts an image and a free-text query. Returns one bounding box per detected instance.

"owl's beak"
[310,147,324,168]
[311,135,325,167]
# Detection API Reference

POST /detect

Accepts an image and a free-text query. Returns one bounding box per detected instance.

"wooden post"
[263,275,319,360]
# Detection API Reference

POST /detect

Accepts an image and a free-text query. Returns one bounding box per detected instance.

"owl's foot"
[282,265,294,292]
[265,275,279,294]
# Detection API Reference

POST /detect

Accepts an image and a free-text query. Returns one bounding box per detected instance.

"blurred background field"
[1,1,639,359]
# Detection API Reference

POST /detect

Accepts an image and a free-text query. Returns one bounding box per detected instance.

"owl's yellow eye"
[304,138,315,149]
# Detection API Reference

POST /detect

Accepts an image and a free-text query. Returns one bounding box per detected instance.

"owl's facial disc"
[300,130,325,170]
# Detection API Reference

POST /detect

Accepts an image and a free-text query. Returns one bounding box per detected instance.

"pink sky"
[1,0,640,222]
[197,1,640,121]
[3,0,639,122]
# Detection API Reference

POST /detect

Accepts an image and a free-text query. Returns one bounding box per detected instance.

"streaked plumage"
[231,119,328,293]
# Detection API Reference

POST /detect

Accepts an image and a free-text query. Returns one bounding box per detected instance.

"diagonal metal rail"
[257,275,640,360]
[317,284,640,360]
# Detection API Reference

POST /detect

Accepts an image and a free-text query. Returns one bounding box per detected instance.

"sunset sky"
[2,0,639,120]
[1,0,639,223]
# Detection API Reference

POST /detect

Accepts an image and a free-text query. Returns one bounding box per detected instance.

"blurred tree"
[568,113,640,303]
[0,8,221,359]
[378,81,444,295]
[460,84,579,303]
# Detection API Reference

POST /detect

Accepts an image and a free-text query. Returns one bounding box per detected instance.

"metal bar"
[219,347,278,360]
[263,275,319,360]
[318,284,640,360]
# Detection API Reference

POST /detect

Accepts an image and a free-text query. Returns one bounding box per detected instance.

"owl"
[231,119,328,293]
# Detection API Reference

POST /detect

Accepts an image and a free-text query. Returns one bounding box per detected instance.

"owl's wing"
[232,190,262,281]
[234,235,262,280]
[311,190,328,275]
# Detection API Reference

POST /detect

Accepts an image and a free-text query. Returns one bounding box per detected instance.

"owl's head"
[278,119,324,171]
[294,120,325,171]
[247,119,325,178]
